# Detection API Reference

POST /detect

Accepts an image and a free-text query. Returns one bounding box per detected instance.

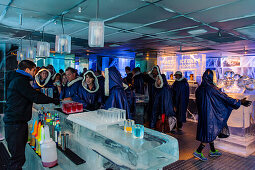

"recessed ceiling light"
[188,29,207,35]
[109,44,120,47]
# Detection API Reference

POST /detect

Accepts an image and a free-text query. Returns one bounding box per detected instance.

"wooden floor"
[163,121,255,170]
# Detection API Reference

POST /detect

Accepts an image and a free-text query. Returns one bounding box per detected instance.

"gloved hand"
[241,98,252,107]
[52,98,60,105]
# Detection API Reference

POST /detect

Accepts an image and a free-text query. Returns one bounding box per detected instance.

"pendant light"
[55,15,71,54]
[88,0,104,47]
[17,39,26,62]
[26,35,36,60]
[37,27,50,57]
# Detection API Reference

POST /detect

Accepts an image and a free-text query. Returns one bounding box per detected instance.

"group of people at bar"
[2,60,252,169]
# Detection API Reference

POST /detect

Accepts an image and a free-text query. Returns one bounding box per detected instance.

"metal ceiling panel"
[133,27,166,34]
[157,0,238,14]
[43,21,88,36]
[106,4,177,29]
[141,16,200,31]
[65,0,147,21]
[11,0,83,15]
[188,0,255,23]
[211,15,255,30]
[105,32,141,43]
[235,25,255,39]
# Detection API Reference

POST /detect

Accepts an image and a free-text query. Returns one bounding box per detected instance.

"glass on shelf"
[132,124,144,139]
[124,119,135,133]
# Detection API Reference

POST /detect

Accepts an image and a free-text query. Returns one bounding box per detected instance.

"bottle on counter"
[41,125,58,167]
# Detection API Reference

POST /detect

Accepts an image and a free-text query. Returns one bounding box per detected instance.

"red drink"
[71,103,77,113]
[77,103,83,112]
[66,105,72,114]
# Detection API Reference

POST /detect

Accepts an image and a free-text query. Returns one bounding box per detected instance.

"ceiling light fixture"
[188,29,207,35]
[26,35,36,60]
[55,15,71,54]
[17,39,25,62]
[88,0,104,47]
[37,27,50,57]
[78,6,82,13]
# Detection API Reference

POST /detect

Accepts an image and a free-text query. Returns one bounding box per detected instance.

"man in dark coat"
[123,66,133,87]
[4,60,59,169]
[193,69,251,161]
[79,71,102,110]
[143,65,161,123]
[95,70,105,103]
[104,67,131,119]
[132,67,144,94]
[60,67,83,102]
[151,74,175,129]
[172,71,189,130]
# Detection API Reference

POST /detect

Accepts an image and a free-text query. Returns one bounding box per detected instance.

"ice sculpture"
[220,71,254,94]
[245,78,255,91]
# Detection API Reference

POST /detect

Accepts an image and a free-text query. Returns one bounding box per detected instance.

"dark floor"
[163,121,255,170]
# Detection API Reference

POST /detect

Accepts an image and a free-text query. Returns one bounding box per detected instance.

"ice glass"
[132,124,144,139]
[124,119,135,133]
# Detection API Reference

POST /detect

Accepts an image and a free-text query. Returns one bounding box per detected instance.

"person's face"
[152,68,158,78]
[175,74,182,80]
[65,70,76,82]
[62,75,68,84]
[25,67,36,77]
[55,75,61,81]
[85,75,94,85]
[156,76,161,86]
[40,70,48,80]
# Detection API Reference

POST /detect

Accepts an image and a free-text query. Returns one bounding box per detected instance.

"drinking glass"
[124,119,134,133]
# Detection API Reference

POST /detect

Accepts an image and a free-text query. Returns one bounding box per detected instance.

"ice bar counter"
[23,104,179,170]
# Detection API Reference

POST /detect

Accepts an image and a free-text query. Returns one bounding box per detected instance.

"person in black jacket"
[123,66,133,87]
[4,60,59,170]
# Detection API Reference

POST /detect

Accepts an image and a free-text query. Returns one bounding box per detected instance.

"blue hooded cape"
[196,69,241,143]
[172,76,189,123]
[133,72,145,94]
[105,67,131,119]
[60,77,83,102]
[78,71,102,110]
[151,74,175,128]
[33,68,54,89]
[33,68,59,98]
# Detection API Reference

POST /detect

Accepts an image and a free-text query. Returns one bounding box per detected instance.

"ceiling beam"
[35,0,88,31]
[0,0,15,21]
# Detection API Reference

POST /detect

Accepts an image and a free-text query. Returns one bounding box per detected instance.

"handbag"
[218,124,230,138]
[156,114,176,133]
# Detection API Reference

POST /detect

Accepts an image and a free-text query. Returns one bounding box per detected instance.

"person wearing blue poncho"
[172,71,189,130]
[60,67,83,102]
[33,67,59,98]
[151,74,175,129]
[78,71,102,111]
[33,67,54,89]
[104,67,131,119]
[193,69,251,161]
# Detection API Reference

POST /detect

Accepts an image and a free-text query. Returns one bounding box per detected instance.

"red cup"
[77,103,83,112]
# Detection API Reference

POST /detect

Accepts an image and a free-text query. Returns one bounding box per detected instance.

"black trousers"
[5,123,28,170]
